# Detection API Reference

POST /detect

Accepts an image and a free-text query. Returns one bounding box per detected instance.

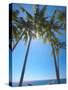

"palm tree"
[53,9,66,83]
[9,6,36,86]
[10,5,48,86]
[10,5,46,86]
[19,5,48,86]
[41,9,66,83]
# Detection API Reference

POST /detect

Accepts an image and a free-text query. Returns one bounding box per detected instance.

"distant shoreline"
[11,78,66,87]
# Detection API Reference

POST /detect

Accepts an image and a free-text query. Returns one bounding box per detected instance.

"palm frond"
[20,7,33,20]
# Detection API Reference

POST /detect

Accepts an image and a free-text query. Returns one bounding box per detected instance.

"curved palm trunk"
[19,36,32,86]
[51,43,60,83]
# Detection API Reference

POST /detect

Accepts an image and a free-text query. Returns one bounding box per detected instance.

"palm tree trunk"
[51,43,60,83]
[57,50,60,83]
[19,36,32,86]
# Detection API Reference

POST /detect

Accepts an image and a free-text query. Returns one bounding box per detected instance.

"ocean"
[12,79,66,87]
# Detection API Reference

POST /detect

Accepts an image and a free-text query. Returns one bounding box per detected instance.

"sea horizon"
[11,78,66,87]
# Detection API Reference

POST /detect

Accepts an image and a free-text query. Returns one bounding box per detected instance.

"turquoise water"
[12,79,66,87]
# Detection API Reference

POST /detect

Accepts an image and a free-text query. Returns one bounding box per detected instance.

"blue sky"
[11,4,66,83]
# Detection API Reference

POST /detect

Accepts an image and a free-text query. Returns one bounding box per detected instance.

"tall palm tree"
[19,5,48,86]
[53,9,66,83]
[9,5,47,86]
[41,9,66,83]
[9,6,36,86]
